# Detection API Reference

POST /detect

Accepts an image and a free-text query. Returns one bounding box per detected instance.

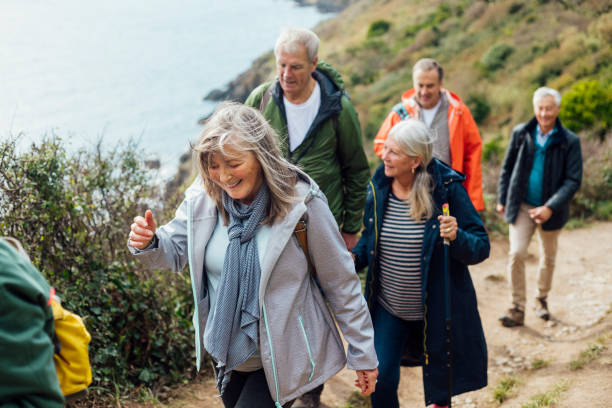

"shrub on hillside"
[569,136,612,222]
[466,93,491,124]
[0,136,197,401]
[560,80,612,138]
[367,20,391,38]
[364,103,391,140]
[483,134,505,165]
[480,43,515,73]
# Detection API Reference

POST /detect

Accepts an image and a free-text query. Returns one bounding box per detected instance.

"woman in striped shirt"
[352,119,490,408]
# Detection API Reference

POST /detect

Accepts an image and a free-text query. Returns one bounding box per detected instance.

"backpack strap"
[392,102,411,121]
[294,218,315,277]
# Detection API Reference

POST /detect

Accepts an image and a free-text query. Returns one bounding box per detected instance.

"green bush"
[533,64,563,86]
[466,93,491,124]
[483,134,505,164]
[480,43,515,73]
[508,2,524,14]
[560,80,612,137]
[428,4,452,26]
[367,20,391,38]
[569,137,612,221]
[0,136,197,401]
[404,4,452,38]
[364,103,392,140]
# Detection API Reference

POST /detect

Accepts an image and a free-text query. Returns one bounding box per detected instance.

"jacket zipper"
[186,199,202,371]
[423,290,429,365]
[262,301,283,408]
[367,180,378,306]
[298,315,316,381]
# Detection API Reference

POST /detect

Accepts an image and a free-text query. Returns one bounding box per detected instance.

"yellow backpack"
[50,298,93,400]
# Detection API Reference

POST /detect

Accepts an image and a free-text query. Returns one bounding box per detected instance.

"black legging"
[221,369,294,408]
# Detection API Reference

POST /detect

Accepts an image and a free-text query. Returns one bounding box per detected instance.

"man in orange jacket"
[374,58,484,211]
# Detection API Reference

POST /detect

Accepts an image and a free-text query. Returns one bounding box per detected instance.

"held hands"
[438,215,458,242]
[129,210,156,249]
[354,368,378,395]
[528,206,552,224]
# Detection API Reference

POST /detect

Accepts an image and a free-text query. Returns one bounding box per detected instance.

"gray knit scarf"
[205,183,269,395]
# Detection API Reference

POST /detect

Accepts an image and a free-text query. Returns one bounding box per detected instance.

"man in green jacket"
[0,237,64,408]
[245,27,370,252]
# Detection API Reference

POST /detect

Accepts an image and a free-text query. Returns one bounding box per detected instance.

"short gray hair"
[193,102,299,224]
[413,58,444,82]
[388,119,435,221]
[274,27,319,62]
[533,87,561,107]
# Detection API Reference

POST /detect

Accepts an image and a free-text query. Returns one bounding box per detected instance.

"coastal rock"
[203,51,275,104]
[294,0,352,13]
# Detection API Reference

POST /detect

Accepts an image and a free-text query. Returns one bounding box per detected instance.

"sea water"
[0,0,333,176]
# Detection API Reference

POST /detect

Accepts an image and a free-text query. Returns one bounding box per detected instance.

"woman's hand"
[438,214,458,242]
[354,368,378,395]
[129,210,156,249]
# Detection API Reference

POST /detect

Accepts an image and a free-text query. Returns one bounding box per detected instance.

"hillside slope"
[207,0,611,144]
[198,0,612,223]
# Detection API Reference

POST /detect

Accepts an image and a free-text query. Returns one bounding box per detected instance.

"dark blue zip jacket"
[497,117,582,230]
[352,159,489,405]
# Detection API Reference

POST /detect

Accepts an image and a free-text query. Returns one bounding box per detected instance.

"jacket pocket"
[298,315,316,382]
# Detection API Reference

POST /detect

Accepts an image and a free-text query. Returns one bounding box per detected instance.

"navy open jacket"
[352,159,490,405]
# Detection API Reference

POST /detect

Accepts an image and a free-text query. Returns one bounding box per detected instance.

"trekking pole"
[442,203,453,408]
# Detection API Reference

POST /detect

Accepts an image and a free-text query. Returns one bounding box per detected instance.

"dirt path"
[137,222,612,408]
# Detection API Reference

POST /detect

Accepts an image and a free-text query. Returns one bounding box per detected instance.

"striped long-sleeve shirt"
[377,192,426,321]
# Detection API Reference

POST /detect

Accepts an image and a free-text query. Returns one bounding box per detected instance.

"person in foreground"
[245,27,371,406]
[128,102,378,408]
[245,27,370,252]
[373,58,484,212]
[497,87,582,327]
[352,119,489,408]
[0,237,64,408]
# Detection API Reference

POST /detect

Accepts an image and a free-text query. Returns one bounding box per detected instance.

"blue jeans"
[370,303,424,408]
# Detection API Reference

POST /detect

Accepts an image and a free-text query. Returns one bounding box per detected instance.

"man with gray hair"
[373,58,485,211]
[497,87,582,327]
[245,28,369,251]
[245,27,370,407]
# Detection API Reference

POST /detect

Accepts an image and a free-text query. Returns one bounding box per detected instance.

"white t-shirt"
[283,81,321,152]
[421,98,442,128]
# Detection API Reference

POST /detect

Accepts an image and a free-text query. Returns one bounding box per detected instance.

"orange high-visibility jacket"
[373,88,485,211]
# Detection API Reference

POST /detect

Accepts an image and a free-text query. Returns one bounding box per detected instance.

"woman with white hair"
[352,119,489,407]
[128,102,378,408]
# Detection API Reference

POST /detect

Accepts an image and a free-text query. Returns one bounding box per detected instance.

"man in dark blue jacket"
[497,87,582,327]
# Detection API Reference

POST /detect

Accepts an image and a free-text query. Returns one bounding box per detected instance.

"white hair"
[274,27,319,62]
[388,119,436,221]
[533,87,561,107]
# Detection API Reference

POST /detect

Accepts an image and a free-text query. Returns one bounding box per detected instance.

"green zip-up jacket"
[0,239,64,408]
[245,61,370,234]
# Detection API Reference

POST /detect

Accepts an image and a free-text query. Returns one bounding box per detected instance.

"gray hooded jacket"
[130,175,377,405]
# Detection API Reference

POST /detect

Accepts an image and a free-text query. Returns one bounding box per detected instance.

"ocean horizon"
[0,0,333,177]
